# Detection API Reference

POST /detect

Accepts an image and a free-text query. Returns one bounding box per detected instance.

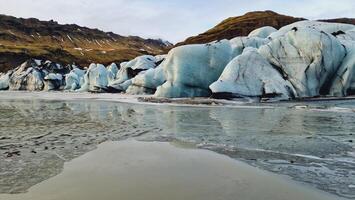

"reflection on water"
[0,141,341,200]
[0,98,354,198]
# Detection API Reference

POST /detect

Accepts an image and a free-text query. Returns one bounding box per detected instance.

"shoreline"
[1,90,355,109]
[0,140,344,200]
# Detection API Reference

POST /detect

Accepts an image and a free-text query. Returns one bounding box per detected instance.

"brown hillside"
[319,18,355,25]
[0,14,172,72]
[177,11,355,46]
[176,11,305,46]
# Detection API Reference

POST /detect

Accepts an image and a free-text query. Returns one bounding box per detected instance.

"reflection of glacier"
[1,99,354,157]
[0,99,354,197]
[208,107,354,156]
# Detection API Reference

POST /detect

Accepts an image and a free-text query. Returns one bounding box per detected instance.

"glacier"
[2,20,355,102]
[155,38,268,98]
[259,27,346,97]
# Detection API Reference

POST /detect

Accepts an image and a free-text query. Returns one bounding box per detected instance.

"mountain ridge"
[0,14,172,72]
[176,10,355,46]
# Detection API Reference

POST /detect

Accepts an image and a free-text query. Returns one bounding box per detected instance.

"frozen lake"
[0,91,354,199]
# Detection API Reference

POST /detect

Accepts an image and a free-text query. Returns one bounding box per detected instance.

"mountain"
[0,14,172,72]
[176,11,355,46]
[319,18,355,25]
[176,11,305,46]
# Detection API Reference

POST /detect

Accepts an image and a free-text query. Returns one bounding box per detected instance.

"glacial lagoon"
[0,91,354,199]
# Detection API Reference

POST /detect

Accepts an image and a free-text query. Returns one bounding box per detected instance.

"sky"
[0,0,354,43]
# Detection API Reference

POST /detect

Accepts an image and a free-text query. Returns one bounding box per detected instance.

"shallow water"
[0,141,342,200]
[0,92,354,198]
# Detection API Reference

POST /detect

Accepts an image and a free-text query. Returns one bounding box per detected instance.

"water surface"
[0,92,354,198]
[0,140,342,200]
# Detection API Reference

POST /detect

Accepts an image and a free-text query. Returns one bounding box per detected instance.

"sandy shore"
[0,140,342,200]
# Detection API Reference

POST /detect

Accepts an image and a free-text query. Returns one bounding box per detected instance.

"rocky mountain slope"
[0,14,172,72]
[177,11,355,46]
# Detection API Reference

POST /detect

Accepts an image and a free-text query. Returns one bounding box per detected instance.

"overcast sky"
[0,0,354,43]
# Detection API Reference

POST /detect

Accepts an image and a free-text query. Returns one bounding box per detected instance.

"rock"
[210,48,296,100]
[329,41,355,96]
[64,67,86,91]
[248,26,277,39]
[259,27,346,97]
[77,64,108,92]
[155,38,268,98]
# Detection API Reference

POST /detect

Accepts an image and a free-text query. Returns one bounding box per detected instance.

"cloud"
[0,0,354,43]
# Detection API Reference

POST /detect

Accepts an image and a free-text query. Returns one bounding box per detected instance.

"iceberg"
[126,64,166,95]
[112,79,133,92]
[77,64,108,92]
[106,63,119,85]
[0,72,12,90]
[329,41,355,96]
[259,27,346,97]
[210,48,296,100]
[155,38,268,98]
[108,55,161,92]
[64,67,86,91]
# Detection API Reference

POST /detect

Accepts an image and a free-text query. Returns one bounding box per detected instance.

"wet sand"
[0,140,342,200]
